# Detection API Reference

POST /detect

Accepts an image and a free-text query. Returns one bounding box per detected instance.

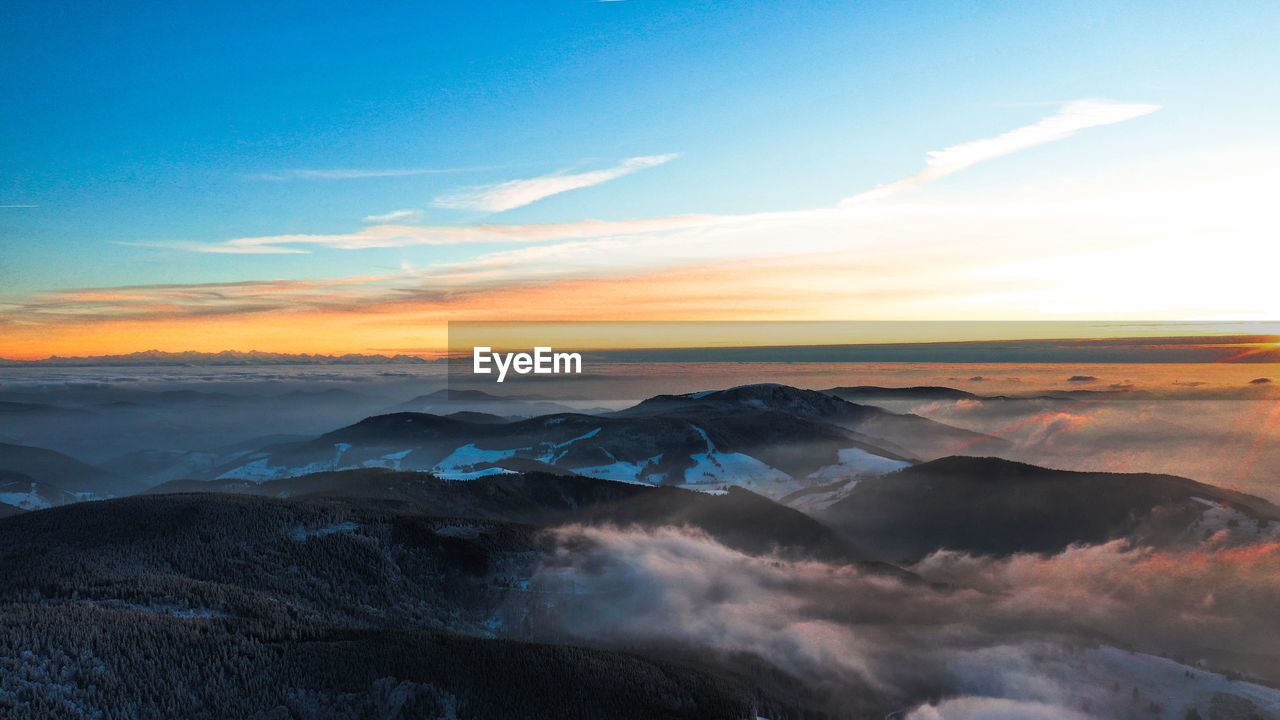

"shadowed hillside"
[822,456,1280,561]
[150,469,878,566]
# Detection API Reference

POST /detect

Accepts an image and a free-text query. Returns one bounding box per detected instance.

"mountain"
[0,496,27,517]
[0,441,140,499]
[99,449,224,486]
[823,385,982,401]
[821,456,1280,562]
[444,410,511,423]
[0,400,94,417]
[0,493,789,719]
[151,468,879,566]
[209,384,1013,498]
[212,403,915,499]
[0,469,80,510]
[822,385,1075,403]
[612,383,1006,460]
[0,382,395,472]
[386,388,588,418]
[0,492,537,632]
[0,349,431,366]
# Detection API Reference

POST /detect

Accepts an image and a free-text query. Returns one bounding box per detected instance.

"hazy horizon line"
[4,333,1280,365]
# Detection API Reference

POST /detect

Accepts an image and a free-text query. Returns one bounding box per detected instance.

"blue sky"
[2,1,1278,355]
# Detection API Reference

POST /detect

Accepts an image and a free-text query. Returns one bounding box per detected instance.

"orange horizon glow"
[3,255,1279,361]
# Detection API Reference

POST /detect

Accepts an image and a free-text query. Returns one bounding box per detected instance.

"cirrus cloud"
[841,99,1160,205]
[432,153,680,212]
[362,209,422,223]
[141,100,1156,256]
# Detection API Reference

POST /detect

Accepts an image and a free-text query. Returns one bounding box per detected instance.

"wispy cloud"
[38,98,1176,328]
[840,99,1160,205]
[115,240,312,255]
[250,168,469,181]
[0,204,38,208]
[362,209,422,223]
[134,214,726,254]
[0,254,924,330]
[156,100,1156,256]
[432,153,680,212]
[11,99,1278,356]
[1,277,402,324]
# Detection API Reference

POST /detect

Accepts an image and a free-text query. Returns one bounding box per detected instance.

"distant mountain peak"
[0,350,434,366]
[824,385,980,400]
[625,383,861,417]
[821,454,1280,561]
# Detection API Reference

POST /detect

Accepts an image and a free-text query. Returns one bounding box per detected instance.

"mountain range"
[0,350,432,366]
[3,381,1280,717]
[819,455,1280,561]
[0,441,142,509]
[0,491,798,719]
[149,468,884,567]
[384,388,593,418]
[211,384,1001,498]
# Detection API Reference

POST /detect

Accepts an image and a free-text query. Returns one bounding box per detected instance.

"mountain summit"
[208,383,1002,498]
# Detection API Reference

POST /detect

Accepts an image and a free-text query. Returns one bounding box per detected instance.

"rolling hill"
[0,490,823,719]
[0,441,139,500]
[613,383,1006,460]
[151,468,878,566]
[821,456,1280,561]
[209,384,1008,499]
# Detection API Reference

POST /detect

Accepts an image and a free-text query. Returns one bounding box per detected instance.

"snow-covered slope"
[614,383,1006,461]
[0,470,82,510]
[213,386,927,498]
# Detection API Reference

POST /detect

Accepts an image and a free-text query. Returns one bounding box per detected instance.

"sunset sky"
[2,2,1279,358]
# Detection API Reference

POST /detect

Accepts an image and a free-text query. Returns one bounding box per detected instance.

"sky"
[2,1,1279,358]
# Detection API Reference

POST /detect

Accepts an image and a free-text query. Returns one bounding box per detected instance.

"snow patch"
[677,485,730,496]
[572,453,665,485]
[783,479,862,512]
[0,486,52,510]
[437,467,515,480]
[806,447,910,483]
[432,443,519,479]
[369,448,414,471]
[1189,497,1278,544]
[216,456,323,482]
[683,424,791,495]
[537,427,601,464]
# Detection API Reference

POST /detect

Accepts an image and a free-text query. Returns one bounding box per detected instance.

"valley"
[1,369,1278,718]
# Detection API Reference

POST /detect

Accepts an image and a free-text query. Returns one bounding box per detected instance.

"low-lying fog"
[3,360,1279,717]
[525,524,1280,718]
[3,361,1277,500]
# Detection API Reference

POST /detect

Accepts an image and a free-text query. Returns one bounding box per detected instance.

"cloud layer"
[524,524,1280,716]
